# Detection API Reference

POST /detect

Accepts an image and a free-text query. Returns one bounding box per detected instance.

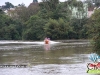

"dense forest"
[0,0,100,41]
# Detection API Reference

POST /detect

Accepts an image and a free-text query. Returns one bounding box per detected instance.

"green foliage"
[23,15,47,40]
[9,3,40,22]
[70,18,88,39]
[44,18,72,39]
[42,0,59,11]
[0,9,4,14]
[88,9,100,38]
[88,9,100,53]
[0,0,89,40]
[1,24,20,40]
[0,13,22,40]
[40,0,71,20]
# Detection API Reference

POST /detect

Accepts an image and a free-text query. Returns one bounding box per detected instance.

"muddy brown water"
[0,40,97,75]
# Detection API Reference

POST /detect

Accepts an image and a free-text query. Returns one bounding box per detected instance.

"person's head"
[48,38,50,40]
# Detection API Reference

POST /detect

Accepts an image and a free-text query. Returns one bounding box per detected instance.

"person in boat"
[44,37,50,44]
[44,37,50,50]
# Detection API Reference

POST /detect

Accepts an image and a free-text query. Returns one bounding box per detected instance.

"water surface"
[0,40,96,75]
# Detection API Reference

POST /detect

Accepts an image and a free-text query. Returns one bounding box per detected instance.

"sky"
[0,0,85,6]
[0,0,67,6]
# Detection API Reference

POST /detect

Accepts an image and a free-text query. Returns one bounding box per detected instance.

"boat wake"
[0,40,60,45]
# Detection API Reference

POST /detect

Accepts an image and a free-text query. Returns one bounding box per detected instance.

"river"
[0,40,97,75]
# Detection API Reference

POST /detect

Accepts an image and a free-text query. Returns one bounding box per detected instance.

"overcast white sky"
[0,0,85,6]
[0,0,65,6]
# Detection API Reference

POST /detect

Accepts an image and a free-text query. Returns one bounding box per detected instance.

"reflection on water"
[44,44,50,50]
[0,40,96,75]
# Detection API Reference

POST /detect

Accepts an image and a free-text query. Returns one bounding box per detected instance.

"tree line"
[0,0,100,42]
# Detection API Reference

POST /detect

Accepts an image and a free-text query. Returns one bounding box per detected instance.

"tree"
[69,17,88,39]
[28,2,40,18]
[0,9,4,14]
[3,2,14,9]
[88,9,100,53]
[0,13,22,40]
[8,3,40,22]
[44,18,72,39]
[39,0,71,20]
[7,3,28,21]
[39,0,60,20]
[23,15,47,40]
[42,0,59,11]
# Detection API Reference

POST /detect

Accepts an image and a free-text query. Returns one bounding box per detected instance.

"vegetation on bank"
[88,9,100,54]
[0,0,100,44]
[0,0,90,40]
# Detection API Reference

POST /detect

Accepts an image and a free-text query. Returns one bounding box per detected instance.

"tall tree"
[87,9,100,53]
[44,18,72,39]
[23,15,47,40]
[8,3,40,22]
[3,2,14,9]
[42,0,59,11]
[40,0,71,20]
[0,13,22,40]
